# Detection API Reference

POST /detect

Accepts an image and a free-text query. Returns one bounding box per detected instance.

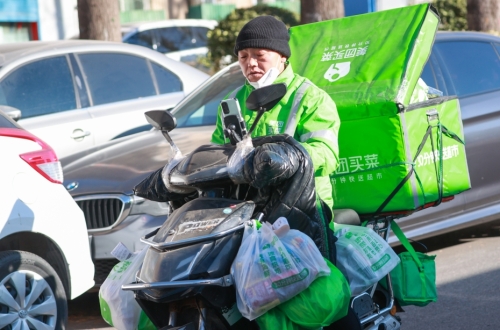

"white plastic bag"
[334,224,400,296]
[231,218,330,320]
[99,246,152,330]
[227,135,254,184]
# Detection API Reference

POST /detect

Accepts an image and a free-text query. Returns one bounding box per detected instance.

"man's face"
[238,48,285,82]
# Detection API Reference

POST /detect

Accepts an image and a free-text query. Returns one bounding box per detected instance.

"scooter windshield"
[153,198,255,244]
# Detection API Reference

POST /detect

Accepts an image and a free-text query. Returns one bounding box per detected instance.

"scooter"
[122,84,402,330]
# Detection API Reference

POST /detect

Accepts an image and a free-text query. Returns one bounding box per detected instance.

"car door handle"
[71,130,91,140]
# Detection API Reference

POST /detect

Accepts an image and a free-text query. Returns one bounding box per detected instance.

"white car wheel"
[0,251,67,330]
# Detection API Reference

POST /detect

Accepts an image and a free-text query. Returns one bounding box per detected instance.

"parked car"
[399,31,500,241]
[122,19,217,70]
[0,110,94,328]
[0,40,209,159]
[62,31,500,284]
[61,62,243,285]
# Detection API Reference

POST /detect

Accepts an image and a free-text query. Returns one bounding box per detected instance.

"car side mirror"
[145,110,177,132]
[0,105,22,121]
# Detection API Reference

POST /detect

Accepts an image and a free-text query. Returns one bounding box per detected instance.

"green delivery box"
[289,4,471,214]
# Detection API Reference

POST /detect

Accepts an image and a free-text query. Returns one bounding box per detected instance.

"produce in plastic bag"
[256,258,350,330]
[99,246,155,330]
[334,224,400,296]
[227,135,254,184]
[231,218,330,320]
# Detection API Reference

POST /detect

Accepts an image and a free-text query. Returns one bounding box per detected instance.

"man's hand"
[244,142,300,189]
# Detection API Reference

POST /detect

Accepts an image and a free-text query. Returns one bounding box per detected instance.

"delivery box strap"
[374,121,465,216]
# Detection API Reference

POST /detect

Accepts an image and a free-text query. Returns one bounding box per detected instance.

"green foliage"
[204,5,300,73]
[432,0,467,31]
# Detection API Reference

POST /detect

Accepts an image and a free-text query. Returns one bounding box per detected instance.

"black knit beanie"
[234,16,291,58]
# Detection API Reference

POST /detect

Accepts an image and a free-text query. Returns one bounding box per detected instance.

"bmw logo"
[66,182,79,191]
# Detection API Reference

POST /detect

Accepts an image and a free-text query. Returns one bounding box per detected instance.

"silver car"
[0,40,209,159]
[395,31,500,242]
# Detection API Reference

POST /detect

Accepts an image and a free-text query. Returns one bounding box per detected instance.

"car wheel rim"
[0,270,57,329]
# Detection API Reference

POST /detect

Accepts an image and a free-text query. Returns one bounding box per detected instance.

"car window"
[420,62,437,90]
[434,41,500,96]
[155,27,184,53]
[156,26,207,53]
[69,54,91,108]
[174,66,245,128]
[124,30,154,50]
[78,53,156,106]
[495,43,500,56]
[190,27,210,48]
[151,62,182,94]
[0,56,76,118]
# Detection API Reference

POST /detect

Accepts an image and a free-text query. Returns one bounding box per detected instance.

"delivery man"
[211,15,340,212]
[211,16,362,330]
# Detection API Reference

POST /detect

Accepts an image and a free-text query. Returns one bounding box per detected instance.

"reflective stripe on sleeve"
[284,79,313,136]
[300,130,338,147]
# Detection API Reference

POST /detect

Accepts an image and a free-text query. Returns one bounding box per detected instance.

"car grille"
[76,198,124,229]
[94,259,120,286]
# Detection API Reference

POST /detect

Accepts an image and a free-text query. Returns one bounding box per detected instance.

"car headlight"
[129,195,170,217]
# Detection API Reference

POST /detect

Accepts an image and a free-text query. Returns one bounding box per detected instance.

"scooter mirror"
[246,83,287,111]
[145,110,177,132]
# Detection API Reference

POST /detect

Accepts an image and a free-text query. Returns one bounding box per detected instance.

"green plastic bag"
[381,220,437,307]
[390,252,437,307]
[256,259,350,330]
[289,4,470,214]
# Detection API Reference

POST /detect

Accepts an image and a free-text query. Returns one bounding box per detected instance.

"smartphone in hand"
[220,98,247,142]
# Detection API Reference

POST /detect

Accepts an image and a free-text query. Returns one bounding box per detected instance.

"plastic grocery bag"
[256,258,351,330]
[228,135,254,184]
[231,218,330,320]
[334,224,400,296]
[99,246,155,330]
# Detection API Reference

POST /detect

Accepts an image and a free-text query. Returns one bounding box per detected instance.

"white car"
[122,19,218,64]
[0,110,94,328]
[0,40,209,159]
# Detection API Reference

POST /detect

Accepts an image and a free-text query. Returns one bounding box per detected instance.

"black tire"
[0,250,68,330]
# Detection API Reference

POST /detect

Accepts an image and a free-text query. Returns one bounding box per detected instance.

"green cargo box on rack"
[288,4,470,215]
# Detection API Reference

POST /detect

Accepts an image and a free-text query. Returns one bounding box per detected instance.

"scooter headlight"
[211,202,255,234]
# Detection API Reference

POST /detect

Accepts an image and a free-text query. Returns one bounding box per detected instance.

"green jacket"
[211,64,340,209]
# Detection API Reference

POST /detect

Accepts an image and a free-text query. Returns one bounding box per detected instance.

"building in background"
[0,0,431,44]
[0,0,39,42]
[0,0,79,43]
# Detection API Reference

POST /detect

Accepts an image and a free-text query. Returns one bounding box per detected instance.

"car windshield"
[172,64,245,128]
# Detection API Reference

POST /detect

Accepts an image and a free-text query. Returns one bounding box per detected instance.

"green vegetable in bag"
[256,259,350,330]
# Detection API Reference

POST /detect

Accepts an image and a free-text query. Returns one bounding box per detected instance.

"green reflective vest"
[211,64,340,209]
